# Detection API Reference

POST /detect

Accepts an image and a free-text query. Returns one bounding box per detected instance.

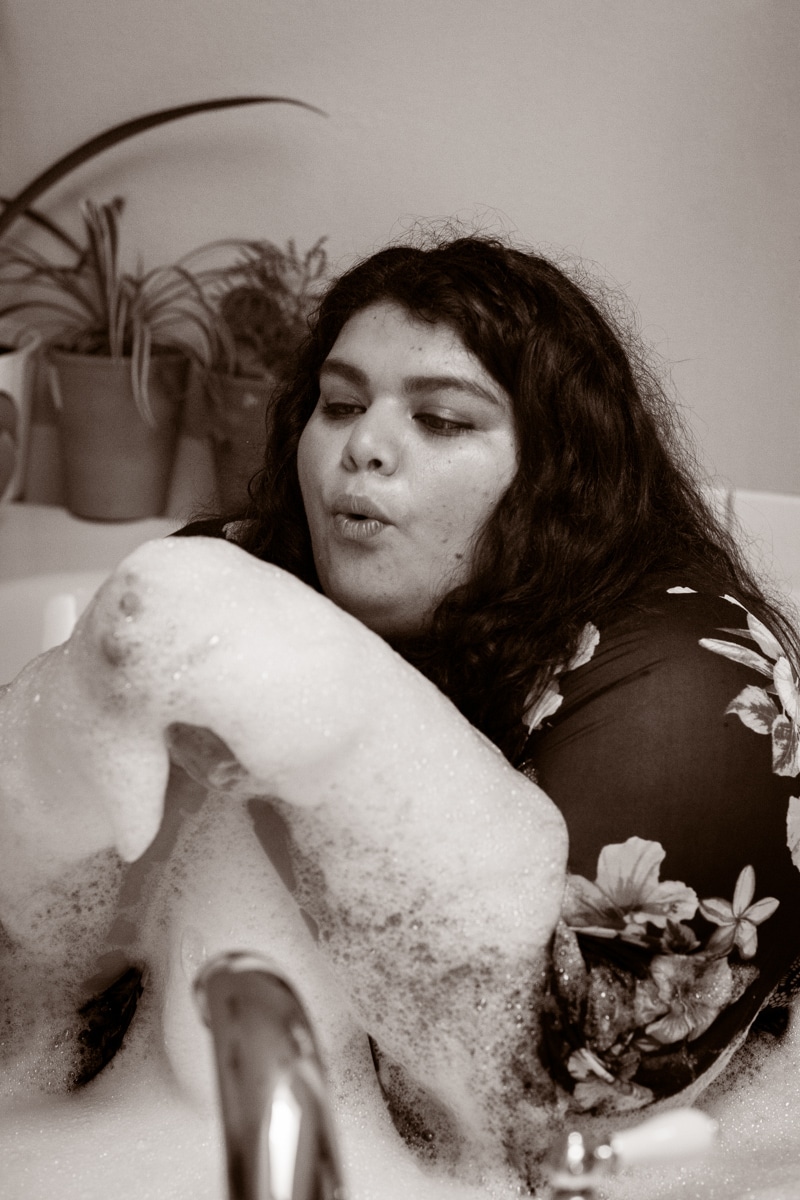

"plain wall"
[1,0,798,492]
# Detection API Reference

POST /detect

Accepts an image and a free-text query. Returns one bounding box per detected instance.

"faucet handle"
[611,1107,718,1169]
[194,951,346,1200]
[546,1107,718,1198]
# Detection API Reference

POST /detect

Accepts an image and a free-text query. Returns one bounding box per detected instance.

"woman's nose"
[342,404,401,474]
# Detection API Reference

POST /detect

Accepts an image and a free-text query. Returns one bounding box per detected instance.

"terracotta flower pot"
[0,329,41,504]
[204,371,278,512]
[48,351,187,521]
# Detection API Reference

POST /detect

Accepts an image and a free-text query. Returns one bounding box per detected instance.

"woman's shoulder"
[601,578,764,645]
[580,581,798,771]
[521,579,769,738]
[523,576,800,861]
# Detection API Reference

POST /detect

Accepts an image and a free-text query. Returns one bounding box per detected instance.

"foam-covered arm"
[0,536,567,1178]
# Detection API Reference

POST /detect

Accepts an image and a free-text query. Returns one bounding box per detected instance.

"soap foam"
[4,536,800,1197]
[0,535,568,1197]
[282,802,562,1184]
[0,844,127,1103]
[591,1012,800,1200]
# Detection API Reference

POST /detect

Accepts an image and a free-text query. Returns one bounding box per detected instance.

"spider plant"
[0,196,220,424]
[0,93,325,420]
[0,95,324,245]
[184,235,329,381]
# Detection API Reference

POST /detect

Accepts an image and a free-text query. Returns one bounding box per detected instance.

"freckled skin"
[297,303,518,638]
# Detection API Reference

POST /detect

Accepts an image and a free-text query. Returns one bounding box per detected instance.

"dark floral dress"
[520,580,800,1114]
[175,522,800,1119]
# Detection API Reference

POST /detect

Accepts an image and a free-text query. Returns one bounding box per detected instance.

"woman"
[181,234,800,1113]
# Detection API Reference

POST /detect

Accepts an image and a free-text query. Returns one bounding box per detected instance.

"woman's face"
[297,301,518,638]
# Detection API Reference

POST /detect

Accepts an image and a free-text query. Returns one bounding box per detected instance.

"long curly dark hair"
[237,235,797,761]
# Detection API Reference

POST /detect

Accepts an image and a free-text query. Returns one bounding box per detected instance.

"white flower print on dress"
[563,836,698,943]
[523,621,600,733]
[699,597,800,777]
[550,837,777,1114]
[699,865,780,959]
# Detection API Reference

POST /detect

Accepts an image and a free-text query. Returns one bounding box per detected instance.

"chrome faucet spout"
[194,951,346,1200]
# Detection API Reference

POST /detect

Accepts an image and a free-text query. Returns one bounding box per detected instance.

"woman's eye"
[319,398,362,419]
[415,412,472,436]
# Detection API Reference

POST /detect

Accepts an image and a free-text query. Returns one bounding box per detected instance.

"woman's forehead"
[323,301,504,393]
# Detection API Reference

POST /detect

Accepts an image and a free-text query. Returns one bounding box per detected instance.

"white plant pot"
[0,328,41,504]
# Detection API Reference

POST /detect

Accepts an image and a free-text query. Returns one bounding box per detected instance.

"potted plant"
[0,94,324,517]
[187,237,328,510]
[0,326,40,505]
[0,196,222,520]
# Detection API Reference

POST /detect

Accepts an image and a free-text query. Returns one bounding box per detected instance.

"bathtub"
[0,503,182,682]
[0,568,110,681]
[2,500,800,1200]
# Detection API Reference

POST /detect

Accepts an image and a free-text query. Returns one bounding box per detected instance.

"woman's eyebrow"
[404,375,502,406]
[320,358,502,405]
[319,359,367,386]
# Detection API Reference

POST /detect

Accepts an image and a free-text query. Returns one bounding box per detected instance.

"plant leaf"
[0,199,81,253]
[0,96,325,243]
